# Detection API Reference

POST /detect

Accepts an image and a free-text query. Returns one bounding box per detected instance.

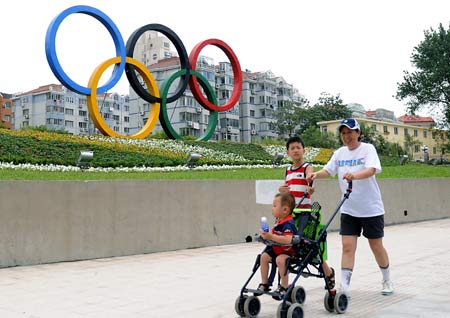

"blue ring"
[45,5,126,95]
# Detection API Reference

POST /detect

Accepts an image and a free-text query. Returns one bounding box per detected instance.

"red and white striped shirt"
[285,163,312,209]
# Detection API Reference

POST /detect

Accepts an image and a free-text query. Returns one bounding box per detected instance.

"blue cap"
[338,118,360,132]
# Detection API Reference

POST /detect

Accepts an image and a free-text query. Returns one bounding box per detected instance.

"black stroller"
[235,182,353,318]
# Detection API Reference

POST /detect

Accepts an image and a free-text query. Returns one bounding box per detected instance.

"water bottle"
[260,216,270,232]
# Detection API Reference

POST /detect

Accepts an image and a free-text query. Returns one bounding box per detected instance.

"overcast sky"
[1,0,450,117]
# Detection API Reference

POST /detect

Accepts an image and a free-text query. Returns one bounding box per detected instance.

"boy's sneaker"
[381,280,394,295]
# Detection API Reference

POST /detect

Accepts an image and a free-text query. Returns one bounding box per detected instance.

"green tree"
[430,128,450,159]
[301,126,339,149]
[303,92,352,134]
[273,98,308,137]
[403,133,422,159]
[358,122,378,145]
[273,92,351,138]
[396,23,450,128]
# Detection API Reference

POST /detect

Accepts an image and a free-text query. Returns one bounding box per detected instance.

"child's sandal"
[272,285,288,301]
[254,283,270,296]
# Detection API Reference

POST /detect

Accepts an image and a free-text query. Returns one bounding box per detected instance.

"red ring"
[188,39,242,112]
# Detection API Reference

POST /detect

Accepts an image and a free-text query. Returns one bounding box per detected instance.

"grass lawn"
[0,164,449,180]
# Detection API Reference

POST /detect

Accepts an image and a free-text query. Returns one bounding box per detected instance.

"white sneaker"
[337,285,351,300]
[381,280,394,295]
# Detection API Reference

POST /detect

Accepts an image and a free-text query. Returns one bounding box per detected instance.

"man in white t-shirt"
[308,118,394,296]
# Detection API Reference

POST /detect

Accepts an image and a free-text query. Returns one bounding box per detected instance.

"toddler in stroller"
[235,183,353,318]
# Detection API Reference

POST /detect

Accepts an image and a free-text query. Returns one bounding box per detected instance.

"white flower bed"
[263,145,320,164]
[85,136,252,163]
[0,161,292,172]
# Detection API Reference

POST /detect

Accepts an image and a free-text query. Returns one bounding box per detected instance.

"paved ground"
[0,218,449,318]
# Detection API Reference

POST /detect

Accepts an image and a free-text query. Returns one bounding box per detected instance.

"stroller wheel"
[234,295,247,317]
[243,296,261,318]
[276,301,292,318]
[334,291,349,314]
[323,292,335,312]
[291,286,306,304]
[287,303,304,318]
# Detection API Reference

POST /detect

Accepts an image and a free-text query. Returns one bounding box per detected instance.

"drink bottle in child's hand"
[260,217,270,232]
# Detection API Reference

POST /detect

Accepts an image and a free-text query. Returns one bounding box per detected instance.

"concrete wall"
[1,178,449,268]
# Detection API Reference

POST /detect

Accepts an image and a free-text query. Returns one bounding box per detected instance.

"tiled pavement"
[1,218,449,318]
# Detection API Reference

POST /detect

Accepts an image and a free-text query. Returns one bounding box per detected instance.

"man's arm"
[306,168,331,183]
[342,167,376,182]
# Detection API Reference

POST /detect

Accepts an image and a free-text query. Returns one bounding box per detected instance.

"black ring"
[125,23,190,104]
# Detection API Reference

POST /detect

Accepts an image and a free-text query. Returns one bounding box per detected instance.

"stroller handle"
[344,181,353,199]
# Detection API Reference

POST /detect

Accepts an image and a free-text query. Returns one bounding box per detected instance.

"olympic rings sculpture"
[45,5,242,140]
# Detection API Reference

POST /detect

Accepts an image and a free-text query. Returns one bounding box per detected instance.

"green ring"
[159,69,218,141]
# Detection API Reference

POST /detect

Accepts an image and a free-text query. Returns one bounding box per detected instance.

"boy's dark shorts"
[262,247,292,259]
[339,213,384,239]
[263,247,277,259]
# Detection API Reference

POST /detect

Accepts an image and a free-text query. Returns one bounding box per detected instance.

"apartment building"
[239,70,305,143]
[11,84,130,135]
[127,31,303,141]
[0,92,13,129]
[127,55,223,140]
[317,117,449,161]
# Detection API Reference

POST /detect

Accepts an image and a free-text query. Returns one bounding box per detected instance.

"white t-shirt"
[324,142,385,217]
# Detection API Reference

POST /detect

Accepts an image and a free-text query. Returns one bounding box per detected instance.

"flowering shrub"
[313,148,334,164]
[0,129,331,170]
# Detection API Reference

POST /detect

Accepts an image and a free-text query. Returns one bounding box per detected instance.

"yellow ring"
[87,56,160,139]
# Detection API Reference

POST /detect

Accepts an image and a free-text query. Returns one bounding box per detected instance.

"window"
[423,130,428,138]
[414,129,418,137]
[65,120,74,127]
[383,126,389,133]
[371,124,377,131]
[414,145,420,153]
[404,128,409,136]
[250,110,255,117]
[394,127,398,135]
[65,108,74,115]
